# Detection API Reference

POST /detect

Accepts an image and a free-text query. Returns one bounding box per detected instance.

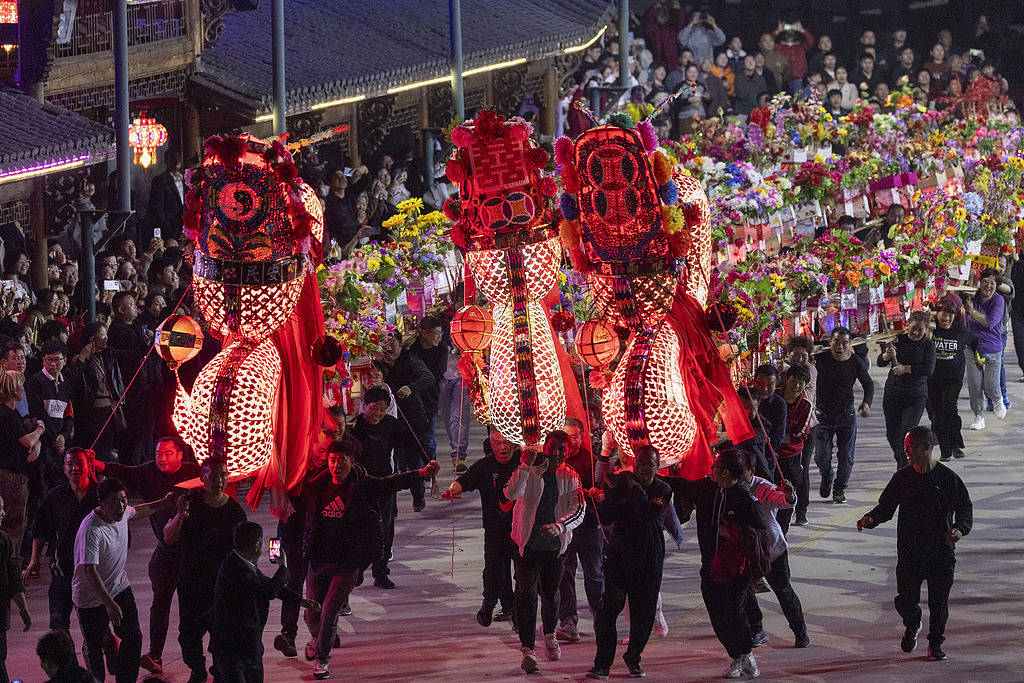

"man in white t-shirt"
[73,476,173,683]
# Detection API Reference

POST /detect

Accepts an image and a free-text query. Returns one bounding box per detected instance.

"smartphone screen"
[153,227,162,239]
[268,537,281,564]
[103,280,119,291]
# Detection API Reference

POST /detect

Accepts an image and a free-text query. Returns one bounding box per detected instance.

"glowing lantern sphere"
[576,319,620,368]
[450,305,494,352]
[128,111,168,169]
[155,315,204,368]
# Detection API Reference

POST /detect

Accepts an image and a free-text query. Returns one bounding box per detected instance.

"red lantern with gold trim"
[575,319,620,368]
[450,305,494,352]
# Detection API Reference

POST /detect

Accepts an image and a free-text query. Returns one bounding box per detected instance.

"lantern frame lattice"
[450,304,494,352]
[128,111,168,169]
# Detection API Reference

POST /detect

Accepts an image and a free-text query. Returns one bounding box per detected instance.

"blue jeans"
[439,376,471,463]
[557,525,604,628]
[999,328,1009,404]
[814,408,857,494]
[967,350,1003,416]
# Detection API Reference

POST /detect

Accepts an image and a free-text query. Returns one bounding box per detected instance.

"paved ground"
[7,352,1024,682]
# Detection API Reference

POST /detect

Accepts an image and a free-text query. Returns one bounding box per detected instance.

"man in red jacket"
[772,20,814,94]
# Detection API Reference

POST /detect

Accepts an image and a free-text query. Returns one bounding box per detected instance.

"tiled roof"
[194,0,613,116]
[0,89,114,178]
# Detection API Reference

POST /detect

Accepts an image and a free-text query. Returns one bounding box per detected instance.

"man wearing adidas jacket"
[503,430,586,674]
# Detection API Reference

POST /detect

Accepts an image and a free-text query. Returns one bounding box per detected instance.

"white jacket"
[504,463,586,555]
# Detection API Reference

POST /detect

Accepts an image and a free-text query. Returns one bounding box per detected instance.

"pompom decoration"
[551,309,576,333]
[559,193,580,222]
[653,151,673,186]
[637,120,659,154]
[538,177,558,198]
[706,301,739,333]
[311,335,345,367]
[659,181,679,206]
[446,159,466,184]
[575,319,621,368]
[450,126,473,148]
[450,305,494,352]
[527,146,549,169]
[204,134,247,166]
[682,201,703,230]
[442,197,462,221]
[606,112,635,130]
[560,163,580,195]
[559,219,590,273]
[554,136,575,167]
[508,123,530,142]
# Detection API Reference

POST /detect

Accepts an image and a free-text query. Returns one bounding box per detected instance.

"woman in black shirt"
[878,311,936,468]
[927,303,977,461]
[0,370,45,553]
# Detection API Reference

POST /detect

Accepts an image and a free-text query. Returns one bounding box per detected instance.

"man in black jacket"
[25,340,74,492]
[442,427,520,627]
[302,440,438,680]
[586,446,672,680]
[148,150,184,242]
[211,521,318,682]
[106,292,156,466]
[376,333,438,512]
[67,323,129,463]
[857,426,972,661]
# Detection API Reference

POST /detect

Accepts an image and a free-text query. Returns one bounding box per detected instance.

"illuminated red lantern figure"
[450,304,494,352]
[556,119,751,477]
[445,110,566,446]
[575,319,620,368]
[128,111,168,169]
[154,315,204,368]
[173,133,325,488]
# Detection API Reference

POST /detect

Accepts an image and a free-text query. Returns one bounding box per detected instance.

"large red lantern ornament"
[557,118,751,478]
[172,133,325,500]
[575,319,619,368]
[128,111,168,169]
[154,315,203,368]
[450,305,494,352]
[446,110,568,446]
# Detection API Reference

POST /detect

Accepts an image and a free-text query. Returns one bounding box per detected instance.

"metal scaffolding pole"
[272,0,286,136]
[449,0,464,123]
[113,0,130,213]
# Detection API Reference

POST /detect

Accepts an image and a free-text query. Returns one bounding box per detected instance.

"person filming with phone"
[210,521,320,683]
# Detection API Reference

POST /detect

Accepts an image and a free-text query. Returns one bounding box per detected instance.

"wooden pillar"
[30,179,48,291]
[348,103,361,167]
[543,65,559,138]
[184,102,201,164]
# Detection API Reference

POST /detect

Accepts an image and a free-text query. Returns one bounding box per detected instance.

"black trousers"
[895,556,955,647]
[514,547,563,650]
[372,494,397,580]
[927,377,964,460]
[178,586,213,672]
[743,551,806,636]
[148,546,182,658]
[594,560,662,669]
[212,653,262,683]
[775,458,802,534]
[395,445,427,507]
[278,517,308,639]
[78,587,143,683]
[795,429,814,519]
[49,570,74,631]
[701,576,753,659]
[883,386,927,468]
[482,527,516,611]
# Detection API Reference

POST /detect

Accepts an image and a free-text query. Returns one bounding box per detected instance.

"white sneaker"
[970,415,986,430]
[995,402,1007,419]
[654,611,669,638]
[723,658,744,678]
[543,632,561,660]
[741,653,760,678]
[520,647,539,674]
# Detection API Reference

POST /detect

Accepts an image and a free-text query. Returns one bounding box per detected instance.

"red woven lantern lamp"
[450,305,494,352]
[575,319,619,368]
[128,111,168,169]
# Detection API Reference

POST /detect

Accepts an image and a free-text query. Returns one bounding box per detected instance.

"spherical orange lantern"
[576,319,620,368]
[450,305,494,352]
[155,315,204,368]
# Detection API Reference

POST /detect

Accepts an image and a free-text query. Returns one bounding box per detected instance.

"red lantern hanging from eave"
[450,304,494,352]
[575,319,620,368]
[128,111,168,169]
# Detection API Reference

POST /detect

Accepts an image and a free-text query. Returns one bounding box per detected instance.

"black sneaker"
[819,478,832,499]
[939,454,952,462]
[751,629,769,647]
[476,601,494,627]
[833,491,847,504]
[413,502,426,512]
[928,645,947,660]
[273,634,297,657]
[953,449,966,459]
[793,513,808,526]
[795,632,810,648]
[585,667,610,680]
[373,576,396,589]
[187,668,207,683]
[454,460,468,474]
[901,622,922,652]
[623,655,645,678]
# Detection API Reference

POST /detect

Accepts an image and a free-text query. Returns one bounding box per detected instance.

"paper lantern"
[128,111,168,169]
[155,315,204,368]
[450,305,494,352]
[575,319,619,368]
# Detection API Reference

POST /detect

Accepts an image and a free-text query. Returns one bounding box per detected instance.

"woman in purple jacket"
[965,268,1006,430]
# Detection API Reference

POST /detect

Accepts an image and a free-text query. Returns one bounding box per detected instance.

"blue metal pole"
[272,0,286,136]
[449,0,464,123]
[113,0,130,213]
[619,0,630,91]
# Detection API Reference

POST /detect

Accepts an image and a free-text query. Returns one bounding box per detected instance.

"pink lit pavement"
[7,355,1023,681]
